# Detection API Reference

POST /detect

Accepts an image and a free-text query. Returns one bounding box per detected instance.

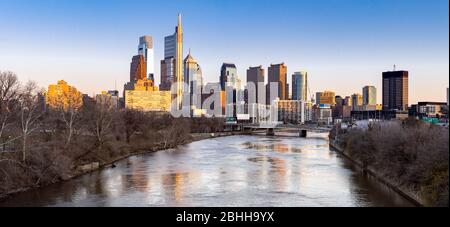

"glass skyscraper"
[363,86,377,106]
[292,71,308,101]
[138,36,155,81]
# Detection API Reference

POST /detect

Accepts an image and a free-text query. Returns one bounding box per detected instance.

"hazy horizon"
[0,0,448,104]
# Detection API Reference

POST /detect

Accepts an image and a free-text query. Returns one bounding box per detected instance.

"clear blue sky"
[0,0,448,103]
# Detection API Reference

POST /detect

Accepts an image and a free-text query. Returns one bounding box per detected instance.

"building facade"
[267,63,288,104]
[276,100,311,124]
[160,14,183,100]
[316,91,336,106]
[292,71,308,101]
[382,70,409,111]
[125,90,172,112]
[46,80,83,110]
[363,86,377,106]
[138,36,155,81]
[351,93,363,111]
[184,52,203,112]
[220,63,240,91]
[246,66,265,104]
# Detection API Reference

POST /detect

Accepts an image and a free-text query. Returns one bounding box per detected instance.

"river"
[0,132,414,207]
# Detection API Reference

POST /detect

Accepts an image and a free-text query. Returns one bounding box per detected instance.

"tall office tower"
[351,93,363,111]
[335,96,344,106]
[247,66,265,104]
[292,71,308,101]
[160,14,183,103]
[184,51,203,96]
[363,86,377,106]
[130,55,147,82]
[220,63,239,91]
[344,96,352,106]
[382,70,409,111]
[138,36,155,82]
[267,63,288,104]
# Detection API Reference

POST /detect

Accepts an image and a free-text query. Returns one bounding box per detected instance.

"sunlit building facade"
[46,80,83,110]
[125,90,172,112]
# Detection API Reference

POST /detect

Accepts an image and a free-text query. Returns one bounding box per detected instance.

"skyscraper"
[382,70,409,111]
[292,71,308,101]
[246,66,265,104]
[351,93,363,111]
[267,63,288,104]
[220,63,239,91]
[138,36,155,82]
[363,86,377,106]
[130,55,147,82]
[184,51,203,94]
[160,14,183,104]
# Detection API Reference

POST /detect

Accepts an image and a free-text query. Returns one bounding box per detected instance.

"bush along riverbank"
[329,118,449,207]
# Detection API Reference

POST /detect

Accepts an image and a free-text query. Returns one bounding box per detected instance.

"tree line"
[0,71,226,198]
[331,118,449,206]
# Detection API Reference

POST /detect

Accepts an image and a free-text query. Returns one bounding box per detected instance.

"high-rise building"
[351,93,363,111]
[184,51,203,94]
[363,86,377,106]
[161,14,183,104]
[267,63,288,104]
[220,63,239,91]
[138,36,155,82]
[382,70,409,111]
[130,55,147,82]
[184,51,203,111]
[247,66,265,104]
[292,71,308,101]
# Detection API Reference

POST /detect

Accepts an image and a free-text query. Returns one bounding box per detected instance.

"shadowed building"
[220,63,240,91]
[382,70,409,111]
[246,66,265,104]
[267,63,288,105]
[351,93,363,111]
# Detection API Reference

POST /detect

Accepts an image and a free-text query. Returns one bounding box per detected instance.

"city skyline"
[0,0,448,104]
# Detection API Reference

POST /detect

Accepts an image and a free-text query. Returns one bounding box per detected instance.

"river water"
[0,132,414,207]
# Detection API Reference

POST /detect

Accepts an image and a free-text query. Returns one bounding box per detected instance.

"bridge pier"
[299,130,307,138]
[266,128,275,136]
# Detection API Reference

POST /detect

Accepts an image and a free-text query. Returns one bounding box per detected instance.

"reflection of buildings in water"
[162,173,185,202]
[268,157,287,191]
[122,159,150,192]
[270,143,289,153]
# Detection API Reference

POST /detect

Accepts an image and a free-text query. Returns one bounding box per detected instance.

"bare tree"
[52,86,83,147]
[0,71,21,149]
[83,98,115,150]
[120,109,144,144]
[18,81,43,163]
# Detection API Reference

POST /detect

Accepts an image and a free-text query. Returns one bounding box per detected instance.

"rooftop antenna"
[393,64,397,71]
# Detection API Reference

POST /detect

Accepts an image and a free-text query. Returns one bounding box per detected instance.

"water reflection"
[0,133,414,207]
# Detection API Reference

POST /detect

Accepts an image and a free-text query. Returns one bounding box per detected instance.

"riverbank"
[0,131,241,201]
[329,141,424,207]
